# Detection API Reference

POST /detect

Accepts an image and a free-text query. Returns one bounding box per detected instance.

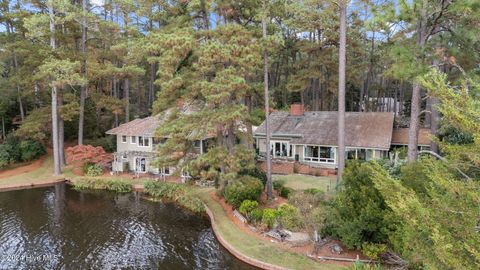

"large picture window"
[304,145,335,163]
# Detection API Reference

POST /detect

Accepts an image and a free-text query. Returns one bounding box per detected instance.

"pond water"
[0,183,257,270]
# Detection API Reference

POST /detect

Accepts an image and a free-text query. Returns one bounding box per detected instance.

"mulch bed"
[210,191,367,267]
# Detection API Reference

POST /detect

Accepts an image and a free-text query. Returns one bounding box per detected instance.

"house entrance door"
[135,157,146,173]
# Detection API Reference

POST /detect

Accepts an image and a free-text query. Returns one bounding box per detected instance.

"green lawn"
[197,188,343,270]
[0,155,63,188]
[273,174,336,193]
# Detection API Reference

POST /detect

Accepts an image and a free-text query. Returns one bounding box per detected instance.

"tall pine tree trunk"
[12,53,25,121]
[245,95,253,150]
[113,77,119,127]
[78,0,88,145]
[336,2,347,187]
[1,116,5,141]
[148,63,155,108]
[124,78,130,123]
[49,2,61,175]
[262,0,273,200]
[407,0,428,162]
[58,93,65,167]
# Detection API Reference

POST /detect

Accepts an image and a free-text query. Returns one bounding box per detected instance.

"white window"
[194,140,201,148]
[131,136,136,144]
[144,137,150,147]
[121,135,127,143]
[270,141,290,158]
[304,145,335,163]
[161,167,171,175]
[138,136,150,147]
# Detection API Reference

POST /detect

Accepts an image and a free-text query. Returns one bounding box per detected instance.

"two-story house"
[106,107,211,176]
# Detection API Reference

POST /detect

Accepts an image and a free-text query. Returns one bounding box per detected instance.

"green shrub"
[3,136,20,162]
[323,161,398,250]
[361,243,387,260]
[0,145,11,168]
[250,208,264,223]
[105,179,132,193]
[72,178,132,193]
[84,136,116,153]
[262,208,278,228]
[276,203,304,230]
[144,181,204,213]
[84,163,103,177]
[279,187,292,198]
[223,176,263,208]
[72,178,107,190]
[239,200,259,219]
[349,261,386,270]
[273,180,285,191]
[304,188,324,196]
[19,139,46,162]
[239,166,267,186]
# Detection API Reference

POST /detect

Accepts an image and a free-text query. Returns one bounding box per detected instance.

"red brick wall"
[258,160,294,175]
[258,160,336,176]
[294,163,336,176]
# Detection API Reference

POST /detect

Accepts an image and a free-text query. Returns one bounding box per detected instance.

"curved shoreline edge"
[204,205,290,270]
[0,179,65,192]
[0,180,321,270]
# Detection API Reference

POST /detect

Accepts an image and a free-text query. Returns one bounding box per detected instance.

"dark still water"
[0,183,256,270]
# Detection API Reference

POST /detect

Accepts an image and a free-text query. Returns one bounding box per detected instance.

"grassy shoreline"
[0,160,342,270]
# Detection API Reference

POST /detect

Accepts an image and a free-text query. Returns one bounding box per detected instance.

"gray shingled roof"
[391,128,431,146]
[254,111,395,150]
[106,116,162,136]
[105,102,214,138]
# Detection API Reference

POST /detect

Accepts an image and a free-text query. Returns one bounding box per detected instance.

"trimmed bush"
[84,163,103,177]
[239,166,267,186]
[19,139,46,162]
[250,208,264,223]
[261,208,278,228]
[279,187,292,198]
[239,200,259,220]
[276,203,304,230]
[223,175,263,208]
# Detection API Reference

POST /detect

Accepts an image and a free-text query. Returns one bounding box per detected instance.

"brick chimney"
[290,104,304,116]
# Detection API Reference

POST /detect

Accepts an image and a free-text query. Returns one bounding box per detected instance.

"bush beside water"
[144,181,204,213]
[73,178,132,193]
[83,162,103,177]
